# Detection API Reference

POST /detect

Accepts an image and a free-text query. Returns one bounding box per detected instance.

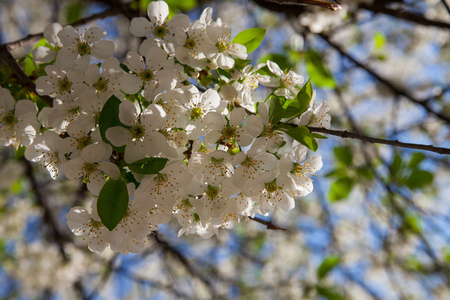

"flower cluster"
[2,0,330,254]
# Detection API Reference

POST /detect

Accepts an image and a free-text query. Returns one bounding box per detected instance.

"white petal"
[267,60,283,77]
[98,161,120,179]
[91,40,115,59]
[130,17,152,37]
[147,0,169,25]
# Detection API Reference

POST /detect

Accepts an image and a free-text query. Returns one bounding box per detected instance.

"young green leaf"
[305,50,336,89]
[98,95,127,152]
[232,28,266,53]
[286,126,318,152]
[97,178,129,231]
[283,79,313,119]
[333,146,353,166]
[128,157,169,174]
[329,177,353,202]
[268,96,286,125]
[317,255,341,279]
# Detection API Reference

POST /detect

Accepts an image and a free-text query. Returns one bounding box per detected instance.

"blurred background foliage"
[0,0,449,299]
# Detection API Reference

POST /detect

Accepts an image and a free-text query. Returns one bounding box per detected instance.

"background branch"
[308,127,450,155]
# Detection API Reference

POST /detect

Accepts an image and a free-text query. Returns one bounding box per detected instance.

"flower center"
[2,111,17,128]
[185,38,196,50]
[140,69,154,82]
[77,41,91,56]
[190,107,203,120]
[153,25,168,38]
[83,162,98,176]
[130,124,146,140]
[58,76,73,94]
[93,77,109,93]
[77,136,93,150]
[206,185,219,200]
[265,179,279,193]
[290,163,302,175]
[221,125,237,139]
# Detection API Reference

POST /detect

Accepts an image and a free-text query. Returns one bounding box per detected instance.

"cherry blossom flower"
[61,143,120,195]
[0,88,38,147]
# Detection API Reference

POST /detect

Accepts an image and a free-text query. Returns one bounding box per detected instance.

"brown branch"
[360,3,450,29]
[6,4,137,50]
[308,126,450,155]
[311,30,450,124]
[256,0,342,11]
[249,216,292,233]
[0,45,53,106]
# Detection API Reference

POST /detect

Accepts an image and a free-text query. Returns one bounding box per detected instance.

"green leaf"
[234,58,253,70]
[97,179,129,231]
[317,255,341,279]
[405,169,433,190]
[268,96,286,124]
[373,31,386,51]
[317,286,345,300]
[232,28,266,53]
[283,79,313,119]
[312,133,328,139]
[391,154,403,178]
[128,157,169,174]
[333,146,353,166]
[305,50,336,88]
[98,95,127,152]
[408,152,425,169]
[403,212,422,234]
[258,53,291,71]
[286,126,318,152]
[329,177,353,202]
[66,2,83,24]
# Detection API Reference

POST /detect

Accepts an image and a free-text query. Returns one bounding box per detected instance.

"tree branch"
[255,0,342,11]
[310,30,450,124]
[360,3,450,29]
[308,126,450,155]
[249,216,292,233]
[5,3,137,50]
[0,45,53,106]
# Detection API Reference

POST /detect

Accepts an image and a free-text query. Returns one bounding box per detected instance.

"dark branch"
[0,45,53,106]
[360,3,450,29]
[6,3,138,50]
[311,30,450,124]
[249,216,292,233]
[255,0,342,11]
[308,127,450,155]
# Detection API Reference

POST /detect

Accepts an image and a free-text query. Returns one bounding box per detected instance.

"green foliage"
[286,126,318,152]
[316,286,346,300]
[232,28,266,54]
[66,1,83,23]
[390,153,434,190]
[283,79,313,119]
[128,157,169,174]
[258,53,290,71]
[98,95,128,152]
[267,96,286,124]
[317,255,340,279]
[333,146,353,166]
[373,31,386,51]
[97,178,129,231]
[305,50,336,89]
[329,177,354,202]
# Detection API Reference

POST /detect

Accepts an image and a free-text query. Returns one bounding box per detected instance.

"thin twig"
[442,0,450,15]
[0,45,53,106]
[308,127,450,155]
[257,0,342,11]
[360,3,450,29]
[311,30,450,124]
[249,216,292,233]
